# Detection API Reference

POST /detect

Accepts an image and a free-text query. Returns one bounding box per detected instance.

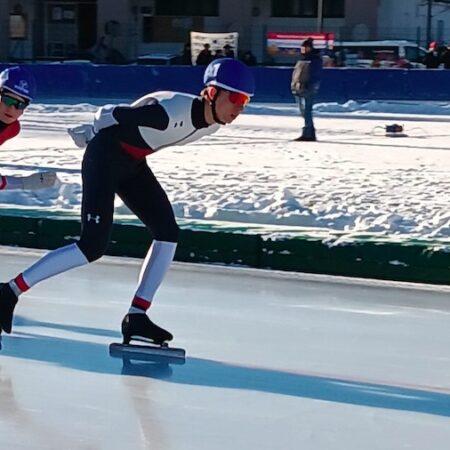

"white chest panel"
[135,91,219,151]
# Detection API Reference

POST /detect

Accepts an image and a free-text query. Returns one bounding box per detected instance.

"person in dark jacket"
[182,42,192,65]
[291,38,323,141]
[223,44,235,59]
[213,49,224,60]
[441,45,450,69]
[424,41,440,69]
[242,50,257,66]
[196,43,213,66]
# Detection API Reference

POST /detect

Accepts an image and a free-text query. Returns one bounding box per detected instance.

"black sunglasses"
[0,91,29,110]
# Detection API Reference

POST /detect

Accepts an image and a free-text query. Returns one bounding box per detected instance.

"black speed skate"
[110,313,185,364]
[121,313,173,346]
[0,283,18,334]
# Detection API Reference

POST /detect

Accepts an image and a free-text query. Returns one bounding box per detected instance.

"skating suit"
[99,91,220,160]
[77,91,220,261]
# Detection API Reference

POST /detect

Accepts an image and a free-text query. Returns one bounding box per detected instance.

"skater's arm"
[67,103,169,148]
[93,102,169,132]
[0,172,57,191]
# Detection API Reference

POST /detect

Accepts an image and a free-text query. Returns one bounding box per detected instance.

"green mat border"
[0,214,448,285]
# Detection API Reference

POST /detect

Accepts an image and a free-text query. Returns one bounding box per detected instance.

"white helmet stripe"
[206,80,254,97]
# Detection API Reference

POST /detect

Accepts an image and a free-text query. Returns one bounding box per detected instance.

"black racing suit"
[77,93,219,261]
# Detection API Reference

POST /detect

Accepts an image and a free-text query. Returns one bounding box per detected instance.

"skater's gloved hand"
[68,124,96,148]
[21,171,58,190]
[93,104,121,133]
[3,172,58,191]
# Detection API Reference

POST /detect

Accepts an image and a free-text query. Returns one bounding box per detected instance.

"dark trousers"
[298,92,315,136]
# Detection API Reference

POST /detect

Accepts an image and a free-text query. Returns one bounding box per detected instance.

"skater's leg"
[10,244,89,294]
[117,162,179,313]
[117,163,178,344]
[132,240,177,312]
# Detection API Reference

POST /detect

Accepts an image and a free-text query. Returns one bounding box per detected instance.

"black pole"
[426,0,432,45]
[317,0,324,32]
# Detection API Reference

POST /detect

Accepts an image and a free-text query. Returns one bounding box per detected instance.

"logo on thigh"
[87,213,100,224]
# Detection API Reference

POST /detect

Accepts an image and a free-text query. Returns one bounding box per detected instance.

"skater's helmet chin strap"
[205,86,226,125]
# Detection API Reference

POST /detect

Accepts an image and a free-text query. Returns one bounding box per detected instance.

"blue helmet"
[203,58,255,97]
[0,66,37,101]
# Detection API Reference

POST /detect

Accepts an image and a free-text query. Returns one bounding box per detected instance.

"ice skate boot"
[110,313,184,363]
[0,283,18,334]
[121,313,173,346]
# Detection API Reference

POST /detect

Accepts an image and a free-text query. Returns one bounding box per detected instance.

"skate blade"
[109,342,186,365]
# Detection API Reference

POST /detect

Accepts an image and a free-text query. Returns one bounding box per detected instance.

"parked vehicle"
[333,40,427,68]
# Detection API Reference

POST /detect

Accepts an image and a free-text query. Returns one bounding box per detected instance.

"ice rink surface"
[0,247,449,450]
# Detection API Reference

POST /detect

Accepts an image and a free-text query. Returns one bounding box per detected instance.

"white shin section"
[22,244,89,288]
[135,240,177,302]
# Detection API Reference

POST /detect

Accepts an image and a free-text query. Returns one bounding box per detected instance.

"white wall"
[378,0,450,44]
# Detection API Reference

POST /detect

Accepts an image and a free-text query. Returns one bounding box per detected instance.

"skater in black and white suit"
[0,59,255,345]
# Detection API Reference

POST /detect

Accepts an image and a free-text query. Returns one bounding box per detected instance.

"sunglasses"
[0,92,29,110]
[228,91,251,106]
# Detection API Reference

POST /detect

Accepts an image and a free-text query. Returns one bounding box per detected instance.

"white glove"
[68,124,96,148]
[93,104,124,133]
[22,171,58,190]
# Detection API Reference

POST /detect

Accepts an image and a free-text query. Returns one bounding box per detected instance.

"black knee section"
[152,221,180,243]
[77,239,108,263]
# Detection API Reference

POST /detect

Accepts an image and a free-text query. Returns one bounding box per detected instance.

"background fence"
[1,63,450,102]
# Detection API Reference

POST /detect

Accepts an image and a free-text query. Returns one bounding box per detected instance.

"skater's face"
[213,88,249,124]
[0,90,28,124]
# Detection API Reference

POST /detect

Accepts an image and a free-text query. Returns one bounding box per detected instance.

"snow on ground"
[0,100,449,244]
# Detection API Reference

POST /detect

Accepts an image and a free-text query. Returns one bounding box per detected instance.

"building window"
[272,0,345,18]
[47,4,76,23]
[155,0,218,16]
[323,0,345,18]
[272,0,316,17]
[142,16,152,43]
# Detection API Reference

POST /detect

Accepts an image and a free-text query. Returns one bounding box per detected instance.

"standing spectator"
[182,42,192,65]
[290,38,323,141]
[335,48,346,67]
[214,49,224,60]
[196,43,213,65]
[91,36,108,63]
[242,50,257,66]
[441,45,450,69]
[223,44,235,59]
[424,41,440,69]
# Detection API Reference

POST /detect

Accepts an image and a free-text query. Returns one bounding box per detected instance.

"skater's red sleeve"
[0,121,21,146]
[0,121,21,189]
